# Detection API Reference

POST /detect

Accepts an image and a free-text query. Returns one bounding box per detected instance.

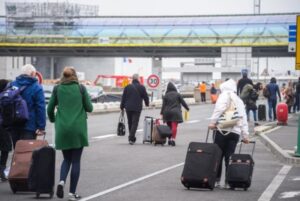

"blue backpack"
[0,84,29,127]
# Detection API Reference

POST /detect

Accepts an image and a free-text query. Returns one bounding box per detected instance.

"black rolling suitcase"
[181,129,222,190]
[28,146,56,198]
[226,141,255,191]
[258,104,266,121]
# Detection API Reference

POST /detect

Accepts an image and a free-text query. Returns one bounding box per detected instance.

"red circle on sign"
[147,74,160,88]
[36,71,43,84]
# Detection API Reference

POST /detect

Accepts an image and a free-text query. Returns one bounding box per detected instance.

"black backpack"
[263,85,270,98]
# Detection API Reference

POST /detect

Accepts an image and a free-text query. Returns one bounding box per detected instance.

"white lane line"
[136,129,143,132]
[258,165,292,201]
[279,191,300,199]
[185,120,200,124]
[92,134,116,139]
[292,177,300,181]
[81,162,184,201]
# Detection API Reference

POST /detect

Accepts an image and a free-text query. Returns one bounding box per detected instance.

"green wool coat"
[47,82,93,150]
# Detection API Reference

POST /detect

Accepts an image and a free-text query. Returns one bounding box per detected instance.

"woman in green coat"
[47,67,93,201]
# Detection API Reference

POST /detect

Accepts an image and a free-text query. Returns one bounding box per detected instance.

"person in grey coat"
[160,82,189,146]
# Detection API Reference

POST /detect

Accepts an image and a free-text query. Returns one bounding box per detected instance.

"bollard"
[295,114,300,157]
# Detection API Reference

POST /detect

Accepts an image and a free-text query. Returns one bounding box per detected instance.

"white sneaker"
[215,181,221,188]
[68,193,82,201]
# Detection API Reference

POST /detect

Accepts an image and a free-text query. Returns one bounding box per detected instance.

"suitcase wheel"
[142,141,145,144]
[230,187,235,190]
[36,193,40,198]
[244,188,248,191]
[50,191,54,198]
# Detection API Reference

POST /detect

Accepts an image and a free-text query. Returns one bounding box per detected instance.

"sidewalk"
[255,113,300,166]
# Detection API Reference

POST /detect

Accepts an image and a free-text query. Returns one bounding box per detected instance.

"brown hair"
[60,66,78,83]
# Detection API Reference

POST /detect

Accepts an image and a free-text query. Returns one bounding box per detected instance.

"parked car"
[85,85,105,103]
[43,84,54,104]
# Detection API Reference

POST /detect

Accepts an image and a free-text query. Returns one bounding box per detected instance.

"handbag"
[182,110,189,121]
[117,111,126,136]
[156,125,172,138]
[217,93,240,131]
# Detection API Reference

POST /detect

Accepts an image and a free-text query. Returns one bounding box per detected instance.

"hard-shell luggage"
[258,104,266,121]
[143,116,153,144]
[226,141,255,191]
[181,129,222,190]
[152,120,167,145]
[28,146,55,198]
[8,139,48,194]
[276,102,288,125]
[211,94,218,104]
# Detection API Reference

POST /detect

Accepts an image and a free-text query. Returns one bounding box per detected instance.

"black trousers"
[200,93,206,102]
[214,130,240,182]
[126,111,141,142]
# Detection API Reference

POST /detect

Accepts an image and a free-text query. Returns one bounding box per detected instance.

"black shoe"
[0,166,7,182]
[56,183,64,199]
[171,140,176,146]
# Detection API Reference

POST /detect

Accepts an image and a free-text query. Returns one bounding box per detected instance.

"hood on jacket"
[220,79,237,93]
[16,75,38,86]
[166,82,177,93]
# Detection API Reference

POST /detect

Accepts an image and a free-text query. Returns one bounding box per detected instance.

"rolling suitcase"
[143,116,153,144]
[181,129,222,190]
[28,146,56,198]
[152,119,170,145]
[8,139,48,194]
[258,104,266,121]
[276,102,288,125]
[226,141,255,191]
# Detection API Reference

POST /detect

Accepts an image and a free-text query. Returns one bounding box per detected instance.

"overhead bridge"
[0,13,298,57]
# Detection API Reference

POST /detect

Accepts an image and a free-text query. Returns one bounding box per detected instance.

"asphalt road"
[0,104,299,201]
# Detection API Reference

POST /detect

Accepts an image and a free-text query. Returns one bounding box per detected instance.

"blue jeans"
[60,147,83,194]
[268,99,277,120]
[246,109,257,122]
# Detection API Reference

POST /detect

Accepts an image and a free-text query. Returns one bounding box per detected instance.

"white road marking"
[92,134,116,139]
[258,165,292,201]
[279,191,300,199]
[81,162,184,201]
[136,129,143,132]
[185,120,200,124]
[292,177,300,181]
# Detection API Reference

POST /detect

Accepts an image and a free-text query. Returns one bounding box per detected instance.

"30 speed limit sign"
[147,74,160,88]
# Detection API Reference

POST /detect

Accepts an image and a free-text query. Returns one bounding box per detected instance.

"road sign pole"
[295,16,300,157]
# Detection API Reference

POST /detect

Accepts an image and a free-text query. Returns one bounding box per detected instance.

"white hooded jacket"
[210,79,249,138]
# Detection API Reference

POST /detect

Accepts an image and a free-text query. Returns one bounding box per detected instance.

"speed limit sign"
[147,74,160,88]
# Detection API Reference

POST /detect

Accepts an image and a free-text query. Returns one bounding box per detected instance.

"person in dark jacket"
[244,82,262,126]
[0,79,12,181]
[237,69,253,96]
[266,77,281,121]
[10,64,46,148]
[160,82,189,146]
[120,74,149,145]
[293,77,300,113]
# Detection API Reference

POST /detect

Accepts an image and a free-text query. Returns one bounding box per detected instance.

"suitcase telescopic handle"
[205,128,216,143]
[239,140,256,156]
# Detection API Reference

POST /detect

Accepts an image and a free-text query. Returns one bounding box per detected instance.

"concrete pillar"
[50,57,54,79]
[151,57,163,99]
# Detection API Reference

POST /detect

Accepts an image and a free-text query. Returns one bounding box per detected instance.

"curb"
[257,127,300,166]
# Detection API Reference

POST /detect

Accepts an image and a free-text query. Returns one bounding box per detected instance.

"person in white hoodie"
[208,79,249,188]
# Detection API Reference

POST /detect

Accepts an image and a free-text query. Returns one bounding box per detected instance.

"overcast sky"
[1,0,300,16]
